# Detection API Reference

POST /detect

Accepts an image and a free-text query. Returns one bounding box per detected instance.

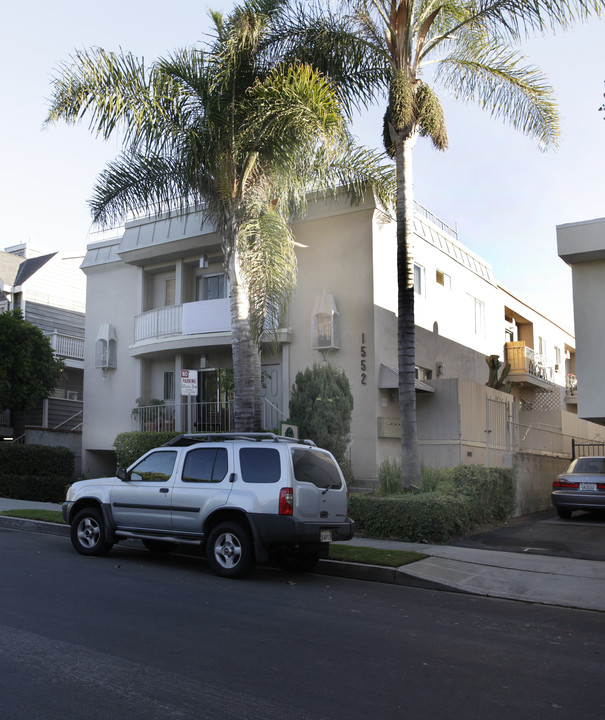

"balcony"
[505,341,556,390]
[47,331,85,369]
[132,299,231,355]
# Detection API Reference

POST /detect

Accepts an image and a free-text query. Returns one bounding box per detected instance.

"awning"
[378,363,435,393]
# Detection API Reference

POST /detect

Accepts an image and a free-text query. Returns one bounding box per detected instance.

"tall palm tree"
[276,0,605,486]
[46,0,394,432]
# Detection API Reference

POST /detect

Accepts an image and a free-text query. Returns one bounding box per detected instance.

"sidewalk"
[1,498,604,613]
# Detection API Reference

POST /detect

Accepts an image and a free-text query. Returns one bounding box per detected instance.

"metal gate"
[485,396,514,466]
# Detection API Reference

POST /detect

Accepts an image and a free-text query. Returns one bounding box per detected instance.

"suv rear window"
[291,448,342,489]
[182,447,228,483]
[239,447,281,483]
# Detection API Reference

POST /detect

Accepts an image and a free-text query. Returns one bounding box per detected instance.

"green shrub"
[288,363,353,462]
[377,457,403,496]
[0,474,68,503]
[113,431,181,468]
[350,463,515,543]
[0,444,74,477]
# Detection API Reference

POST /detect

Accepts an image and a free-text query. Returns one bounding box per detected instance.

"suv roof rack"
[163,432,316,447]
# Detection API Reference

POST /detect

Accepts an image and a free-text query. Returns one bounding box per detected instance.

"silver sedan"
[552,456,605,519]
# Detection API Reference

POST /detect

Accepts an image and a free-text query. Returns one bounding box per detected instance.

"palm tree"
[46,0,394,432]
[276,0,605,486]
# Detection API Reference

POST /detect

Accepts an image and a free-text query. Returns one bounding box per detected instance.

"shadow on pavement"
[452,509,605,563]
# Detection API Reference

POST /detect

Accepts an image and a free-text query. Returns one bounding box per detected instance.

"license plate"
[580,483,597,491]
[320,529,333,543]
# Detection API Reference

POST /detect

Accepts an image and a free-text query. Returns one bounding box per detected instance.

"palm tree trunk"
[396,131,422,488]
[227,245,263,432]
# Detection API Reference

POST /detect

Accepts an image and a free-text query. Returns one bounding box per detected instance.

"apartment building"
[0,244,85,440]
[80,192,578,485]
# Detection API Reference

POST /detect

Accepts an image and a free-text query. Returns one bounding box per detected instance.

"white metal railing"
[134,299,231,342]
[47,331,85,360]
[414,201,458,240]
[132,401,235,433]
[135,305,182,341]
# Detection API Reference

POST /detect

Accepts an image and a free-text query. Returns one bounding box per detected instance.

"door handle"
[159,488,169,493]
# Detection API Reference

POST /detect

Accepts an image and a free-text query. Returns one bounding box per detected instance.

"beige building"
[81,194,587,505]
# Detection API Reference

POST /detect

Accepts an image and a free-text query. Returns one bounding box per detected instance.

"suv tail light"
[279,487,293,515]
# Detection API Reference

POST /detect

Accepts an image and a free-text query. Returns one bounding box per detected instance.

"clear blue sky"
[2,1,604,332]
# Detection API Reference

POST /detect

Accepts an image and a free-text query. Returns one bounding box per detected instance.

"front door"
[196,368,234,432]
[261,364,281,430]
[110,449,178,531]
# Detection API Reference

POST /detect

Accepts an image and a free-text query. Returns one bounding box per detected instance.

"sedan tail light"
[553,479,579,488]
[279,487,293,515]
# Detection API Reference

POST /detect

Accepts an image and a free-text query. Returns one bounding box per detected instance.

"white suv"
[62,433,355,578]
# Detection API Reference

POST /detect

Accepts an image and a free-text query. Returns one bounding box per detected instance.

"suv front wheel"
[71,507,113,556]
[207,522,253,578]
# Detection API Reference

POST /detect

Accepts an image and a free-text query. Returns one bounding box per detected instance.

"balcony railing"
[47,331,85,360]
[505,341,555,382]
[135,299,230,342]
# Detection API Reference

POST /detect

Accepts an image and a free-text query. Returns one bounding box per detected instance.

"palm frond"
[436,40,560,147]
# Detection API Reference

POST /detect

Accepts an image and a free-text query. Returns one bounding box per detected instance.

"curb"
[0,516,453,590]
[0,516,70,537]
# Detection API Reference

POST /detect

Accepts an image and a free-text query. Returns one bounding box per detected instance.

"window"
[197,273,228,301]
[239,448,281,483]
[165,277,175,306]
[414,264,425,296]
[182,448,228,483]
[291,448,342,490]
[164,371,175,401]
[130,451,177,482]
[415,366,433,381]
[472,297,485,336]
[436,270,451,289]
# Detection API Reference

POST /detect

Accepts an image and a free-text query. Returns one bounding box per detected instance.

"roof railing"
[163,432,316,447]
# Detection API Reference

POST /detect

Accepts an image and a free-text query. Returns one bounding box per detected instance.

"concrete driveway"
[452,509,605,562]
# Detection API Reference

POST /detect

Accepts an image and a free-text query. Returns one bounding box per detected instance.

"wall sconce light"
[95,323,117,374]
[312,290,340,357]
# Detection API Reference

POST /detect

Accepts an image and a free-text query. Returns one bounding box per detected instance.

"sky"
[2,1,604,334]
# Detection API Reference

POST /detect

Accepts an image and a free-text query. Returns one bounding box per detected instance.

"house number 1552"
[361,333,367,385]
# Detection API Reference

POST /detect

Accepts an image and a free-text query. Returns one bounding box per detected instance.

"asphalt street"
[2,526,605,720]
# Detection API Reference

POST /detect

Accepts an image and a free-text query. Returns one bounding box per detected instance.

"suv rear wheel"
[71,507,113,556]
[207,521,253,578]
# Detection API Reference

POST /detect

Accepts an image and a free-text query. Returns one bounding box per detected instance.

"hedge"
[350,465,515,544]
[113,431,181,468]
[0,474,68,504]
[0,444,74,477]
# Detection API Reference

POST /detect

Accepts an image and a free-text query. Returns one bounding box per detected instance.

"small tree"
[288,363,353,462]
[0,310,64,412]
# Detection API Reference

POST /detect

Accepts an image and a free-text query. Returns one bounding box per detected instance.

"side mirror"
[116,467,129,482]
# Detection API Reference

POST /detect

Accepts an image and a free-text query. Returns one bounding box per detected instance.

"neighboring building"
[80,192,585,496]
[557,217,605,424]
[0,243,86,442]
